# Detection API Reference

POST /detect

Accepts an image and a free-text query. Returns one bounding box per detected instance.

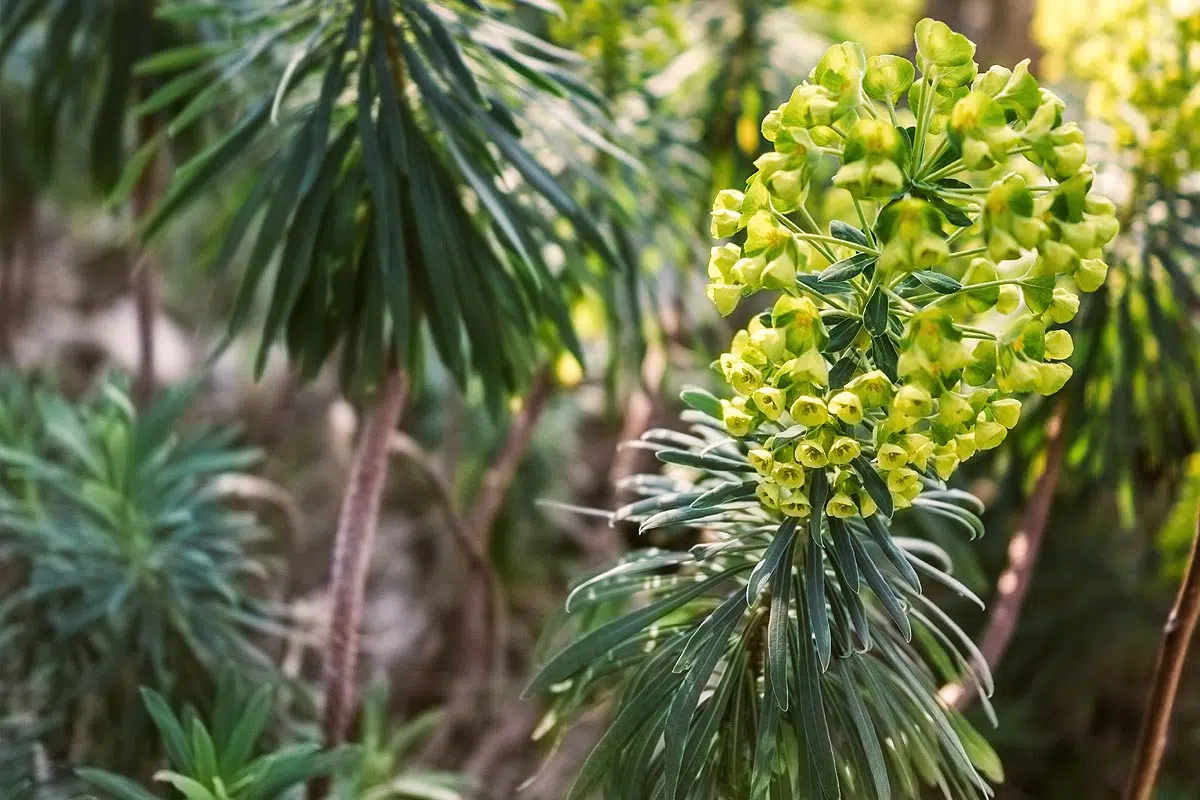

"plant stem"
[130,114,163,407]
[940,400,1067,710]
[321,366,409,746]
[461,364,555,680]
[1124,507,1200,800]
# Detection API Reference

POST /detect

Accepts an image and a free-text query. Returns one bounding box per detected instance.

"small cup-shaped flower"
[989,398,1022,429]
[931,442,961,480]
[963,258,1000,313]
[956,430,978,461]
[1044,329,1073,360]
[809,41,867,119]
[710,189,745,238]
[948,91,1013,170]
[790,394,829,427]
[757,481,781,509]
[893,383,934,419]
[835,119,906,200]
[886,466,921,495]
[847,370,895,409]
[761,250,797,290]
[996,283,1021,314]
[780,348,830,388]
[749,448,775,476]
[857,490,878,517]
[864,54,915,103]
[752,386,787,421]
[827,436,862,465]
[782,84,841,129]
[708,243,742,280]
[721,398,756,437]
[743,210,791,257]
[983,174,1043,260]
[728,361,763,396]
[772,460,807,489]
[779,488,812,518]
[772,294,821,330]
[749,327,788,362]
[937,391,975,427]
[828,390,865,424]
[901,433,935,471]
[1075,258,1108,292]
[876,198,950,275]
[876,442,909,470]
[974,417,1008,450]
[915,18,978,88]
[797,441,829,469]
[732,255,767,287]
[1034,361,1073,395]
[826,492,859,519]
[706,283,742,316]
[1047,287,1080,324]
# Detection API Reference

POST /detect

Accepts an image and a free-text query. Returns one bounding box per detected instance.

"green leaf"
[839,660,892,800]
[655,449,756,474]
[568,642,684,799]
[566,550,695,612]
[220,684,273,774]
[852,456,894,519]
[871,335,899,382]
[829,356,857,389]
[640,505,733,534]
[140,687,192,770]
[767,525,799,711]
[805,519,831,673]
[527,567,748,694]
[155,771,215,800]
[850,533,911,640]
[863,289,888,336]
[691,480,758,509]
[912,270,962,294]
[830,220,870,247]
[949,712,1005,783]
[76,768,162,800]
[674,589,747,673]
[136,42,231,75]
[681,386,723,420]
[863,514,920,591]
[825,318,862,354]
[190,720,218,785]
[663,597,744,799]
[746,517,799,604]
[828,519,859,592]
[792,598,841,799]
[819,253,875,282]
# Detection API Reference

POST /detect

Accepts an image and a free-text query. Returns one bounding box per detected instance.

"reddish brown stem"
[941,401,1067,710]
[130,114,164,406]
[1124,509,1200,800]
[321,367,409,746]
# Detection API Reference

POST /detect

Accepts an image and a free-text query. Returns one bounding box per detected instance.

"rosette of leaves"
[0,0,210,192]
[136,0,624,405]
[529,396,1001,798]
[0,375,280,775]
[529,20,1113,797]
[77,674,352,800]
[333,678,467,800]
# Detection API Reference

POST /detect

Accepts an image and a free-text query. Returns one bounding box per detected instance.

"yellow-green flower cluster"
[705,19,1116,521]
[1037,0,1200,186]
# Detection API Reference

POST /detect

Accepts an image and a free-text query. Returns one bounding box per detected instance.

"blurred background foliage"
[0,0,1198,798]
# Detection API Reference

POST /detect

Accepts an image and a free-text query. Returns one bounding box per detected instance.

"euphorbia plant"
[531,19,1114,798]
[139,0,623,756]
